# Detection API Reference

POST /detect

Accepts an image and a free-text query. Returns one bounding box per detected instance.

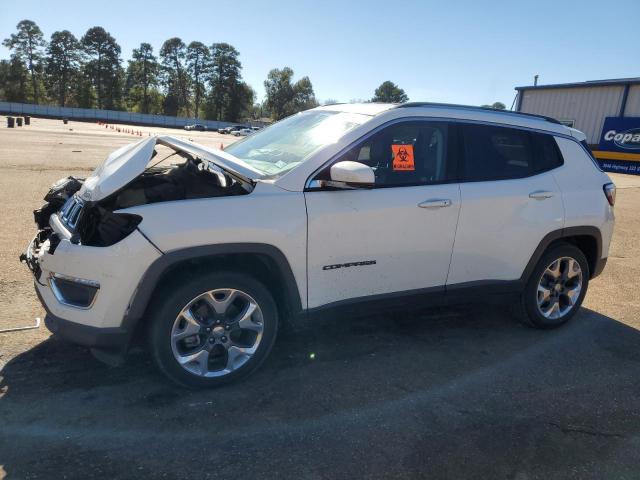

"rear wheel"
[518,243,589,329]
[149,272,278,388]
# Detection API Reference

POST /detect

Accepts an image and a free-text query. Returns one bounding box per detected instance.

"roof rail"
[395,102,562,125]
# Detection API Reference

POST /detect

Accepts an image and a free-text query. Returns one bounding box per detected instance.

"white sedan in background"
[231,128,253,137]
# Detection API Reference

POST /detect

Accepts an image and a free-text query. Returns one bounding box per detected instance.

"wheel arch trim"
[521,226,603,283]
[122,243,303,336]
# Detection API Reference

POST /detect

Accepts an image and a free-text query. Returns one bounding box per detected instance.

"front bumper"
[38,289,128,350]
[22,227,161,352]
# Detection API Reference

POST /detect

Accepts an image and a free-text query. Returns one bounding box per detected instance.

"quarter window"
[532,133,563,173]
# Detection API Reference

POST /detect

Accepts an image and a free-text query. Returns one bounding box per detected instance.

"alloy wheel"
[536,256,583,320]
[170,288,264,377]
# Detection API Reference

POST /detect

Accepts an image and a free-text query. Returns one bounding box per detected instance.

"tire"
[517,243,590,329]
[148,272,278,388]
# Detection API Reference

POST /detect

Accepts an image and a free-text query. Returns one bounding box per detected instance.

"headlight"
[80,209,142,247]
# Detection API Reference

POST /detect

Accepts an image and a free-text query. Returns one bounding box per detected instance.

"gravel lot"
[1,118,640,479]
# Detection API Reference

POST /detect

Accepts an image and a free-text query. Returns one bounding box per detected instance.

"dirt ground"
[1,118,640,479]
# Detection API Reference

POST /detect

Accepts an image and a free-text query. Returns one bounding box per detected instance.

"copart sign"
[599,117,640,153]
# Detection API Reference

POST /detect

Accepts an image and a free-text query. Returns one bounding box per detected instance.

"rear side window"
[462,124,533,181]
[461,124,564,182]
[531,133,564,173]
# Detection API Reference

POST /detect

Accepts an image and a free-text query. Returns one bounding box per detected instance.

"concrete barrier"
[0,101,240,130]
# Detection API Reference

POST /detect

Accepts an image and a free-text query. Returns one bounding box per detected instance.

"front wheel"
[149,272,278,388]
[519,243,590,329]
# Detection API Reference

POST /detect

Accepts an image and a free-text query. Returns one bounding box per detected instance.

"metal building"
[515,78,640,174]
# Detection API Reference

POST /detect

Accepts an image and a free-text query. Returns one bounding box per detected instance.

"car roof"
[336,102,571,135]
[397,103,570,135]
[314,102,570,136]
[315,103,396,116]
[399,102,561,124]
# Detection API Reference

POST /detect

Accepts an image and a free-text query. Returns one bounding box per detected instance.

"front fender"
[123,243,304,333]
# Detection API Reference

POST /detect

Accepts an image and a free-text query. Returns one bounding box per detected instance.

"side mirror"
[328,161,375,188]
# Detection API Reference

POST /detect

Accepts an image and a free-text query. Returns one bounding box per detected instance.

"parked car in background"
[232,128,253,137]
[22,102,615,388]
[220,126,246,134]
[184,124,207,131]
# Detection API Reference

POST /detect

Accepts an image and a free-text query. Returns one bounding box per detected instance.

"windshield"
[224,110,371,177]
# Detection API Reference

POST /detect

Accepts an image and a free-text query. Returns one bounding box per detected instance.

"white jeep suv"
[22,103,615,387]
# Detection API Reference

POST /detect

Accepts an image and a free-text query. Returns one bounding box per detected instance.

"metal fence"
[0,101,239,130]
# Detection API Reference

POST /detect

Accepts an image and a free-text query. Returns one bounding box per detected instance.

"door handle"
[418,199,452,209]
[529,191,554,200]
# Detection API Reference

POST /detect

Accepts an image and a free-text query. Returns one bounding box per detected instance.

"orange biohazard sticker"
[391,144,415,171]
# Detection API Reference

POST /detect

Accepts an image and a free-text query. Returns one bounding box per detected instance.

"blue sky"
[1,0,638,106]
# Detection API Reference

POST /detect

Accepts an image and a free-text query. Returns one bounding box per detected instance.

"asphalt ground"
[1,118,640,479]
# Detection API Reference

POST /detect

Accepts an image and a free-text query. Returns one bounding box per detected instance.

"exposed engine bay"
[110,157,247,209]
[31,141,252,249]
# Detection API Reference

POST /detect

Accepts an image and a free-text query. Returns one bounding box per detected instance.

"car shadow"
[2,304,640,479]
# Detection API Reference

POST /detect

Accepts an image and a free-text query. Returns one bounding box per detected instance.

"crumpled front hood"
[78,135,263,202]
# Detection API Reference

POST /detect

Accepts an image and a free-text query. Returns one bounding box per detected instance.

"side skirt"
[305,280,522,320]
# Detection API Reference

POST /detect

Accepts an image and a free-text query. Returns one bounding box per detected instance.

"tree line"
[370,81,506,110]
[0,20,319,122]
[0,20,505,122]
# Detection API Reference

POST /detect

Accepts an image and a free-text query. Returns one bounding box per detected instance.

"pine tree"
[160,38,190,117]
[45,30,81,106]
[3,20,46,104]
[126,43,159,113]
[81,26,122,109]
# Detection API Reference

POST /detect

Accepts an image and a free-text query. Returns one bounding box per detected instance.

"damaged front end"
[20,137,255,309]
[25,136,255,254]
[69,157,250,247]
[20,176,83,279]
[18,135,263,361]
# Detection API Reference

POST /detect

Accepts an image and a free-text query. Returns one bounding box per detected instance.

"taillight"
[603,183,616,207]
